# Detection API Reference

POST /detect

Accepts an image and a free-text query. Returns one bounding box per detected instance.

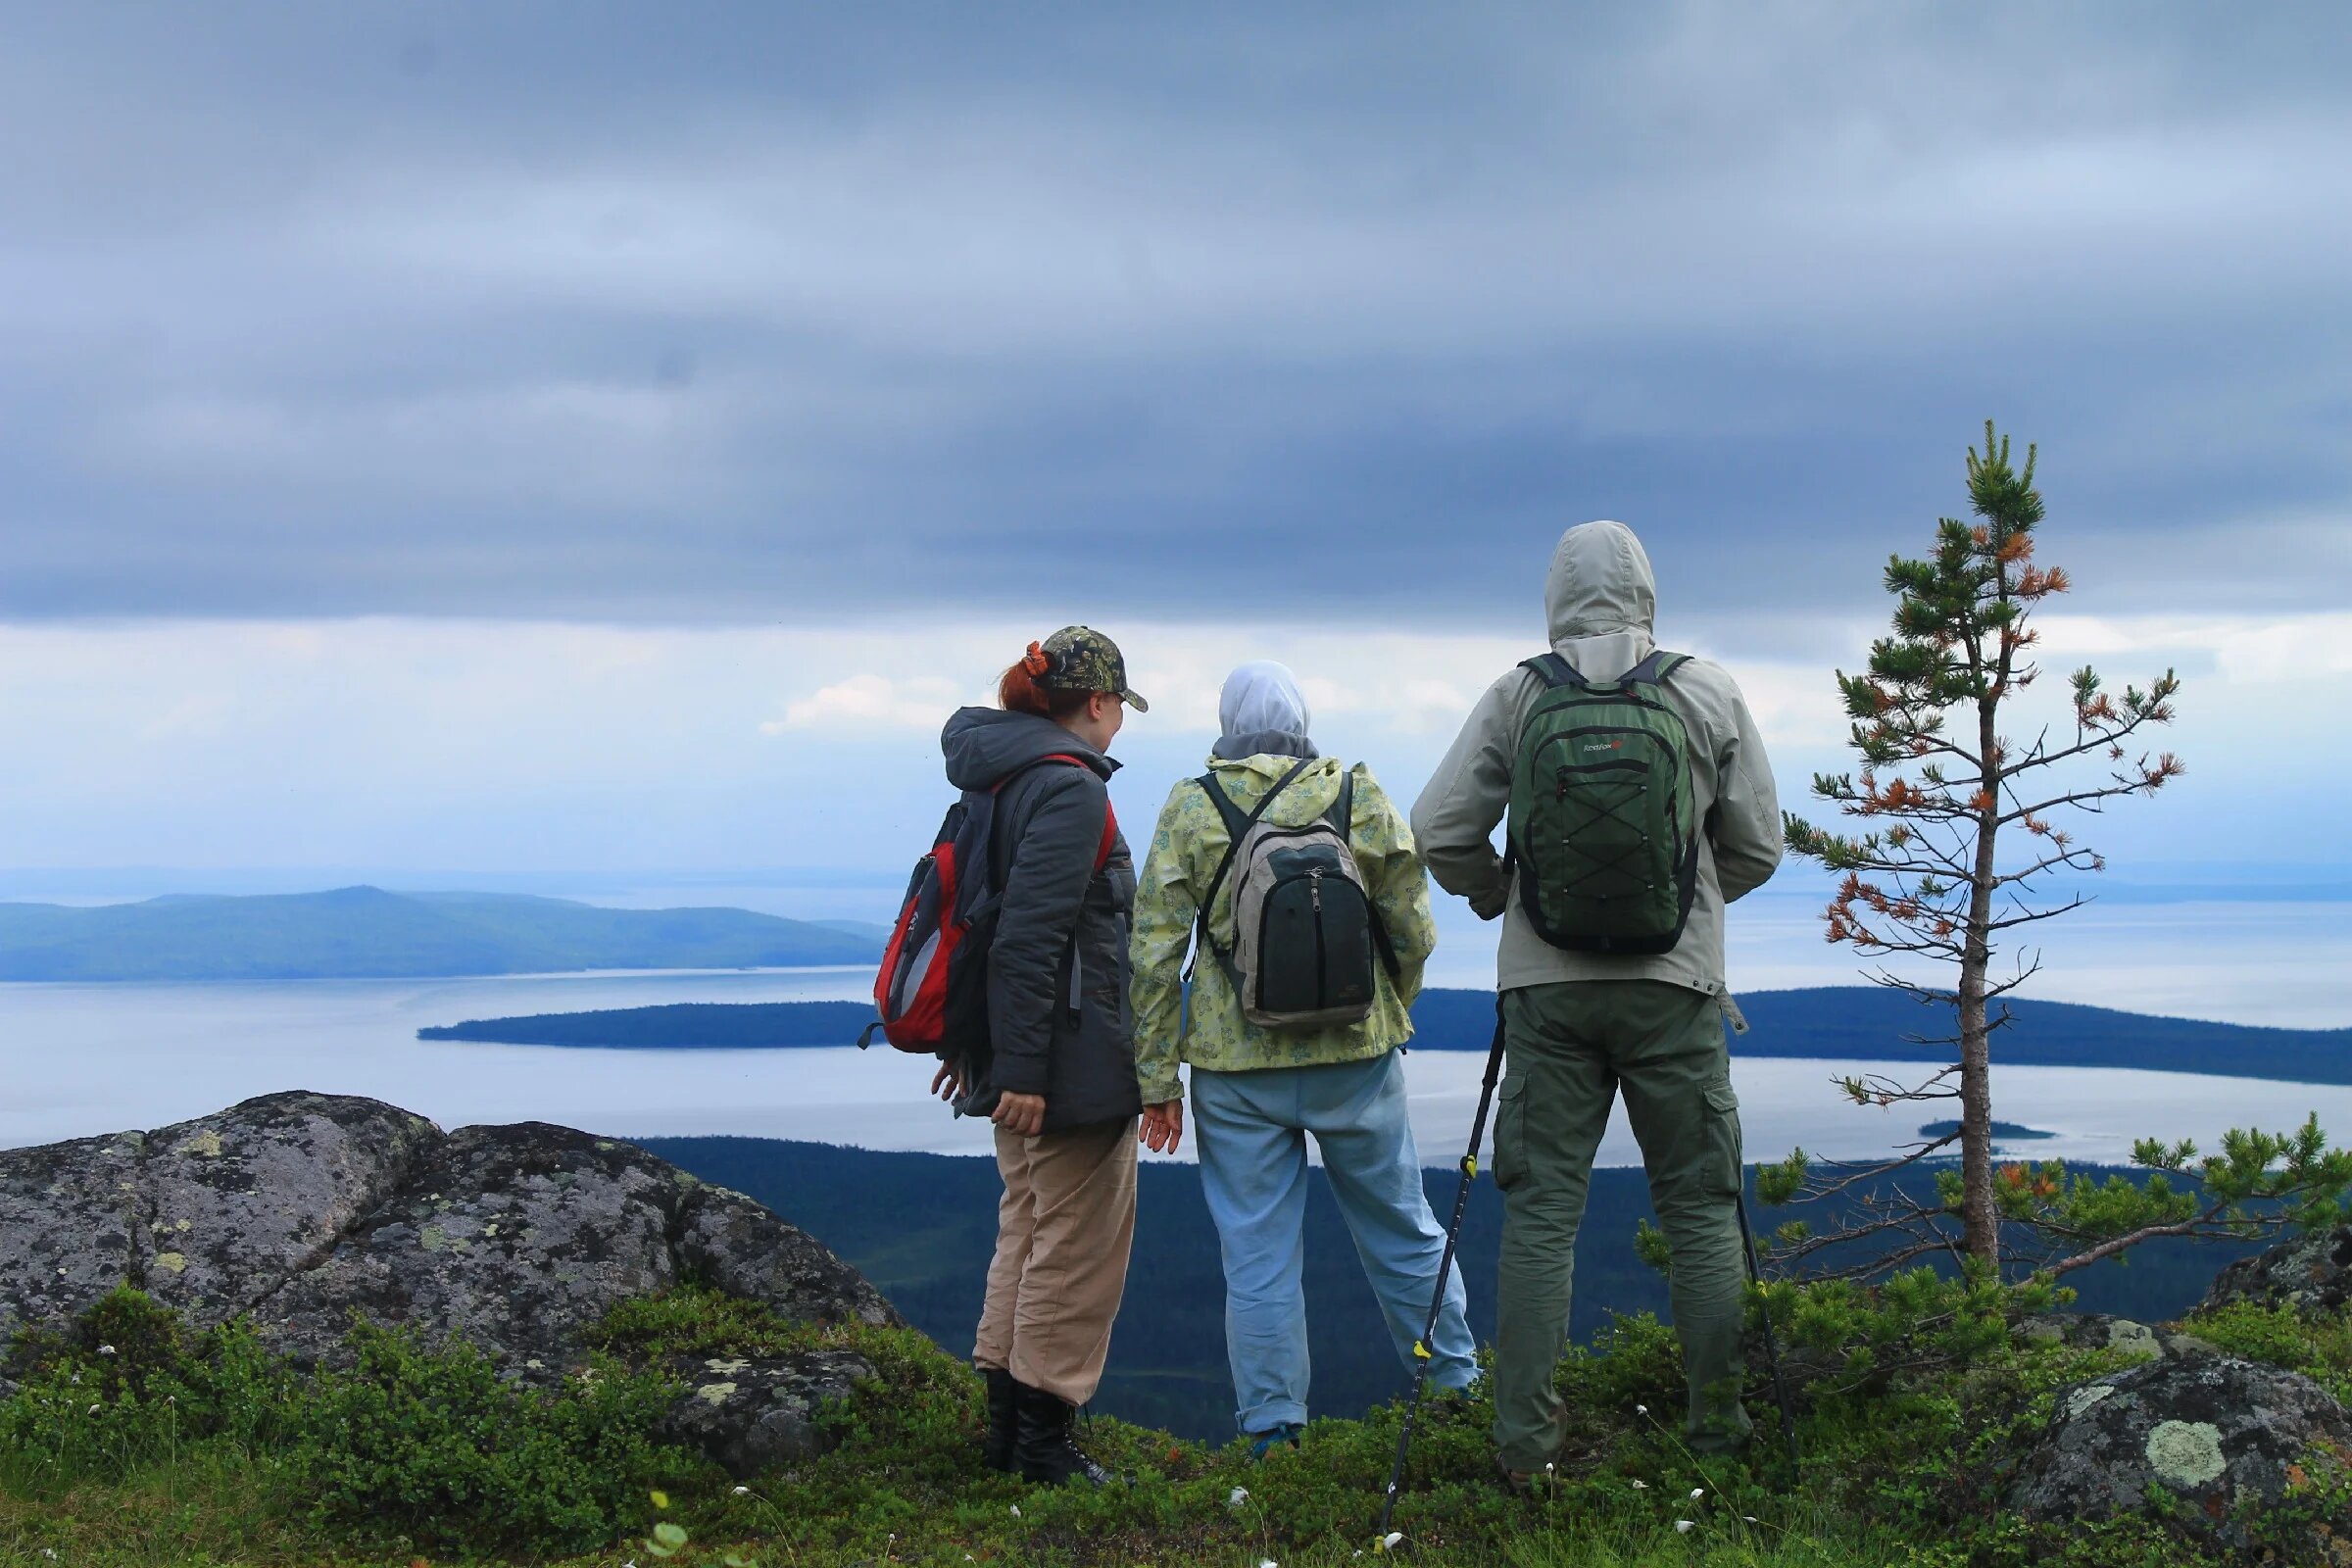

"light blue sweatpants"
[1191,1049,1478,1436]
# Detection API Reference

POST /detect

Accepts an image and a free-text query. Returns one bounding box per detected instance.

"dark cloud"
[3,1,2349,623]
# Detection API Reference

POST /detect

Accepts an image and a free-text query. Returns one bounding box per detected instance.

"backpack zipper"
[1308,868,1327,1010]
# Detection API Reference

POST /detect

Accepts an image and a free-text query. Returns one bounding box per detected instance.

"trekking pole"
[1736,1191,1801,1475]
[1376,997,1508,1547]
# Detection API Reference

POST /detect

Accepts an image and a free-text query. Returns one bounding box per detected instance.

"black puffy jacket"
[940,707,1143,1133]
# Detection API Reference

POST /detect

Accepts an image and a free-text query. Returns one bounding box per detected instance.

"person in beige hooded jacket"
[1410,519,1782,1482]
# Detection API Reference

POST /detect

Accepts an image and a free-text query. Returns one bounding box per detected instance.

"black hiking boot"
[980,1365,1018,1474]
[1013,1380,1117,1487]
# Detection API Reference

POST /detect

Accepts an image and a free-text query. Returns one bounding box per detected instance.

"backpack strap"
[1520,652,1586,690]
[984,754,1115,887]
[1325,766,1404,980]
[1621,650,1691,687]
[1188,757,1314,976]
[1523,649,1690,691]
[1323,767,1354,836]
[999,754,1118,1028]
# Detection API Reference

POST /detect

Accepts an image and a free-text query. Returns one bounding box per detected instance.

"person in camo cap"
[1127,660,1474,1457]
[934,624,1147,1488]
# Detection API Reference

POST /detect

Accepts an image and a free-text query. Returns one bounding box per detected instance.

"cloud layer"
[3,609,2335,884]
[3,2,2348,621]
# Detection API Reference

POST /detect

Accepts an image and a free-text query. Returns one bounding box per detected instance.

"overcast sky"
[2,1,2347,901]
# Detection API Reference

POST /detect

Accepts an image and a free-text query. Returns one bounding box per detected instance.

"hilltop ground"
[2,1093,2347,1567]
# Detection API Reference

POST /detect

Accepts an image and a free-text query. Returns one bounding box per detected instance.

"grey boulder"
[2199,1223,2352,1319]
[657,1349,877,1479]
[2013,1312,2221,1362]
[2008,1354,2352,1558]
[0,1091,900,1473]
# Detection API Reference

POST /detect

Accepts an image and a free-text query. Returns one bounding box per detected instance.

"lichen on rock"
[2144,1419,2227,1488]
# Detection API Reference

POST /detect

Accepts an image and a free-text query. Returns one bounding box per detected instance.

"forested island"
[0,886,881,980]
[422,985,2352,1085]
[1920,1119,2058,1141]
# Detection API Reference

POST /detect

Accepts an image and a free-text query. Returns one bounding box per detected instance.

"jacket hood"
[1545,520,1656,645]
[1217,661,1311,744]
[941,706,1115,791]
[1205,751,1344,784]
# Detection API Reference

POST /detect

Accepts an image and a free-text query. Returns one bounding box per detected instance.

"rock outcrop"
[0,1092,899,1475]
[2014,1312,2221,1362]
[656,1348,878,1478]
[2199,1222,2352,1319]
[2008,1355,2352,1559]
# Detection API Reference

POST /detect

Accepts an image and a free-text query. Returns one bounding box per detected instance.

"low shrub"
[284,1318,693,1554]
[0,1286,292,1492]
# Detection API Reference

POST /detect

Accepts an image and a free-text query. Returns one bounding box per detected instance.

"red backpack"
[860,756,1116,1055]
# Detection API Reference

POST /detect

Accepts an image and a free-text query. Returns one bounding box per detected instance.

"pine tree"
[1783,422,2183,1267]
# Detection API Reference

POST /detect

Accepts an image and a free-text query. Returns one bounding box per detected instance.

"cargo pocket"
[1702,1081,1743,1200]
[1492,1075,1529,1193]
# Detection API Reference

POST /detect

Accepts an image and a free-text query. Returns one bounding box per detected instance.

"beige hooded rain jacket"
[1408,520,1784,999]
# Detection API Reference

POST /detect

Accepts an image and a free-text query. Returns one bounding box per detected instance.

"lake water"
[3,966,2343,1170]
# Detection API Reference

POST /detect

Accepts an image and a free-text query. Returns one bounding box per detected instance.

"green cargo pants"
[1492,980,1751,1470]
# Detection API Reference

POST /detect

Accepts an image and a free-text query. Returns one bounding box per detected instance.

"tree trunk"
[1959,699,2003,1267]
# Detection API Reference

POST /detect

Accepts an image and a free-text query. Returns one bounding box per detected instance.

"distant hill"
[419,999,880,1047]
[0,887,881,980]
[1403,986,2352,1085]
[419,984,2351,1084]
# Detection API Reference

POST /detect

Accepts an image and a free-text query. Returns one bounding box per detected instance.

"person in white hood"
[1411,520,1783,1486]
[1129,661,1470,1455]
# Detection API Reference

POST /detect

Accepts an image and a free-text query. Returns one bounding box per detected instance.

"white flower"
[1009,1503,1021,1517]
[1631,1479,1648,1490]
[1675,1520,1695,1534]
[1743,1515,1760,1524]
[1259,1559,1279,1568]
[97,1344,117,1356]
[732,1485,750,1495]
[1383,1533,1404,1548]
[87,1403,101,1414]
[1635,1402,1648,1414]
[1690,1487,1706,1498]
[1228,1486,1250,1508]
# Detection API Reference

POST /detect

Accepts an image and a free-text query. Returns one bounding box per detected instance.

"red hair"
[1000,642,1093,719]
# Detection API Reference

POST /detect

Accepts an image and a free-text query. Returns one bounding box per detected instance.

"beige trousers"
[973,1115,1140,1406]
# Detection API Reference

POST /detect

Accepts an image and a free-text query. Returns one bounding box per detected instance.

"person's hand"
[1470,859,1510,921]
[1140,1100,1185,1155]
[992,1092,1048,1138]
[930,1060,962,1102]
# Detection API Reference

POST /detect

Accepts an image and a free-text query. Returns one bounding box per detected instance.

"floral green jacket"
[1128,753,1438,1103]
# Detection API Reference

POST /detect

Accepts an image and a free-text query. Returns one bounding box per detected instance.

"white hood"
[1217,660,1312,743]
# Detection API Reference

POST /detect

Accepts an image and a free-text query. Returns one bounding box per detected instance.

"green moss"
[6,1284,2350,1566]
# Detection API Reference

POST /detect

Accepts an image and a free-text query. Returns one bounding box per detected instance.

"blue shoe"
[1247,1422,1304,1462]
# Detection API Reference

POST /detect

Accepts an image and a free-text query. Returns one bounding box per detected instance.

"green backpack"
[1506,649,1699,955]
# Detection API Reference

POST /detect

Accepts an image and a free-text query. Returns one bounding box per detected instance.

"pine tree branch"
[1984,897,2090,933]
[1998,716,2175,785]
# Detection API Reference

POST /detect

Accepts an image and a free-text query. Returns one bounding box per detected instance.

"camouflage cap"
[1037,625,1149,711]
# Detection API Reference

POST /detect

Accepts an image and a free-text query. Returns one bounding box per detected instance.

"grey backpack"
[1193,760,1399,1030]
